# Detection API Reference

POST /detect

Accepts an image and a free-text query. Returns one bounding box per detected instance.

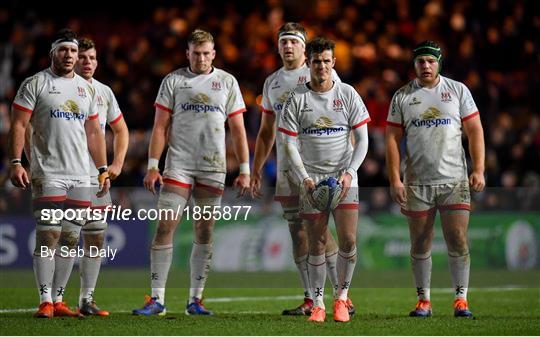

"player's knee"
[309,241,326,256]
[411,240,432,256]
[33,231,60,253]
[155,221,176,241]
[339,237,356,253]
[194,221,214,244]
[411,231,433,252]
[58,228,81,250]
[444,228,468,254]
[447,239,469,256]
[83,232,105,250]
[191,197,220,244]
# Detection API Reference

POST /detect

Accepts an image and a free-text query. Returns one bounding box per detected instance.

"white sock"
[33,254,54,303]
[294,254,312,299]
[79,254,101,306]
[325,250,339,297]
[336,247,357,301]
[189,242,212,302]
[150,243,173,305]
[448,253,470,300]
[52,254,75,303]
[411,252,432,301]
[307,254,326,309]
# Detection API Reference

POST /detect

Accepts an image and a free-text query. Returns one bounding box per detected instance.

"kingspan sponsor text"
[181,103,221,113]
[50,109,85,121]
[411,118,451,128]
[302,126,345,136]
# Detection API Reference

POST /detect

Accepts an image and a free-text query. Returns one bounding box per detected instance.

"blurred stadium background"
[0,1,539,329]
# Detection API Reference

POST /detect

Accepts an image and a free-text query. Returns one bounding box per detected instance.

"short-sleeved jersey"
[155,67,246,173]
[13,68,99,179]
[278,82,371,173]
[387,76,479,185]
[86,78,123,178]
[261,64,340,171]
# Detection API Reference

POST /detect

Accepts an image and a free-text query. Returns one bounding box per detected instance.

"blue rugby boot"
[132,295,166,316]
[185,297,213,316]
[409,299,432,317]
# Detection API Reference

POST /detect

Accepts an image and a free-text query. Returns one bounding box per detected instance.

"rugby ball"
[310,177,343,212]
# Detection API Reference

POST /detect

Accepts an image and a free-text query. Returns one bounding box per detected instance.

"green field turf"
[1,269,539,335]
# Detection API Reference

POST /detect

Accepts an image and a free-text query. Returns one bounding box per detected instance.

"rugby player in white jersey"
[385,41,485,318]
[8,29,110,318]
[133,29,250,316]
[250,22,355,316]
[278,37,370,323]
[72,37,129,316]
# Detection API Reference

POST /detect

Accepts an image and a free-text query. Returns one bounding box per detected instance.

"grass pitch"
[1,269,539,335]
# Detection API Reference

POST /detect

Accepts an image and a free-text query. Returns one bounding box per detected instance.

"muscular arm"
[85,117,107,169]
[385,124,406,205]
[227,113,250,166]
[142,108,170,194]
[8,107,31,188]
[108,118,129,179]
[9,108,31,162]
[462,115,485,191]
[148,108,171,160]
[252,112,276,176]
[86,117,110,195]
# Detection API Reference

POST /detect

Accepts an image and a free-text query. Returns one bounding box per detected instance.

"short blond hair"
[188,29,214,46]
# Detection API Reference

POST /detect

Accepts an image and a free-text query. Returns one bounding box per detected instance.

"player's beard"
[52,56,75,77]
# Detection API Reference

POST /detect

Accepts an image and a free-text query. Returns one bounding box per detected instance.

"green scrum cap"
[413,40,442,72]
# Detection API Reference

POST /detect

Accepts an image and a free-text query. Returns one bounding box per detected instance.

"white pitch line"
[0,287,532,314]
[0,308,35,313]
[431,286,529,294]
[204,294,304,303]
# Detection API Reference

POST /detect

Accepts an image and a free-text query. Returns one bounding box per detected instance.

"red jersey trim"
[12,103,33,114]
[228,108,247,118]
[461,111,479,122]
[154,103,173,113]
[352,117,371,129]
[278,127,298,137]
[386,121,404,128]
[109,113,123,125]
[163,178,192,189]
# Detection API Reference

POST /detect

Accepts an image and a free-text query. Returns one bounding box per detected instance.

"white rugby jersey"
[261,64,339,171]
[13,68,99,179]
[387,75,479,185]
[278,82,370,173]
[155,67,246,173]
[86,78,123,178]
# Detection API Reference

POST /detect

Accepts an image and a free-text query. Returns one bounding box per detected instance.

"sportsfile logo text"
[40,205,252,224]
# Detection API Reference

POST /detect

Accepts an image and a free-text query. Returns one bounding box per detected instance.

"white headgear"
[50,38,79,53]
[278,31,306,47]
